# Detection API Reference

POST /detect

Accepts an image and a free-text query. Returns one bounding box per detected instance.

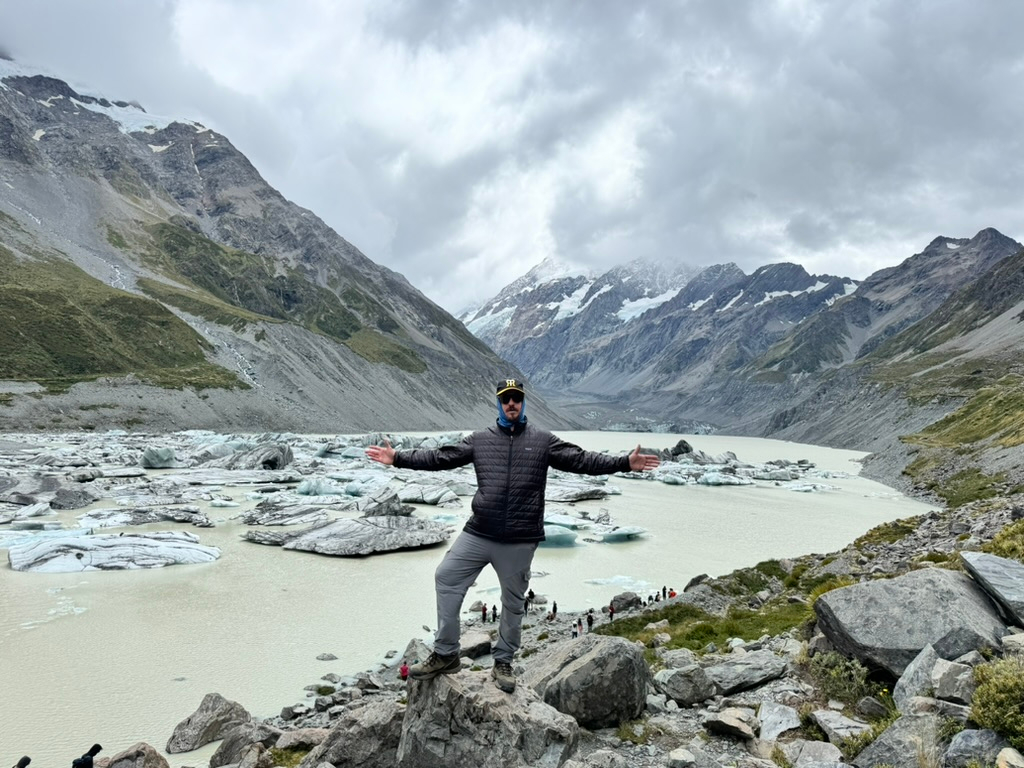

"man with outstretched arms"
[366,378,659,693]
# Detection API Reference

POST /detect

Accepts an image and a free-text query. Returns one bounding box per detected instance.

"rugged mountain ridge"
[0,62,572,432]
[470,227,1024,492]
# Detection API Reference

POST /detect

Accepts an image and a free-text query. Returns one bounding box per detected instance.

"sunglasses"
[499,391,523,405]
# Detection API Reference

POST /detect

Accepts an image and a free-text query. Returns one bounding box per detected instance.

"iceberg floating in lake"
[540,525,578,547]
[594,525,646,543]
[544,513,590,530]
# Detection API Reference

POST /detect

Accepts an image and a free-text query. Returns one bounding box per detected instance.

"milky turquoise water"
[0,432,936,766]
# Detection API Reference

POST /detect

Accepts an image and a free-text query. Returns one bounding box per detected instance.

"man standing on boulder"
[366,377,659,693]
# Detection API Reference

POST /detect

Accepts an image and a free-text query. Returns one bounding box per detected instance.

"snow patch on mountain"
[617,287,683,322]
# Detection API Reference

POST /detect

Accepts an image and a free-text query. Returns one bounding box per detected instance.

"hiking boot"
[409,651,461,681]
[492,660,516,693]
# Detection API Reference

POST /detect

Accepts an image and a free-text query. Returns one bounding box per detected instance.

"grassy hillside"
[135,220,425,372]
[0,242,241,391]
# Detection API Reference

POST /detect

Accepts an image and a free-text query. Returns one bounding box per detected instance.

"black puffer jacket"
[393,421,630,543]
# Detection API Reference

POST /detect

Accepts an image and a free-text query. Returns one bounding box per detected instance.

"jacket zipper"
[504,432,515,536]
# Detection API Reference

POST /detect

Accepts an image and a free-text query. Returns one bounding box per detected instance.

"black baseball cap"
[496,378,525,397]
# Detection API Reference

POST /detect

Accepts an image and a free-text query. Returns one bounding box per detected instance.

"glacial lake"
[0,431,938,766]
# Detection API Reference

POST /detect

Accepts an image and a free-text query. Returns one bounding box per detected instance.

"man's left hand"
[628,444,660,471]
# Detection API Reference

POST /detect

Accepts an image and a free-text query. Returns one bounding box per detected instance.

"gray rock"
[894,644,939,712]
[851,713,941,768]
[758,701,801,740]
[298,699,404,768]
[210,721,282,767]
[943,728,1009,768]
[998,748,1024,768]
[704,707,757,740]
[814,569,1007,675]
[811,709,872,745]
[961,551,1024,625]
[704,649,787,695]
[397,671,578,767]
[275,728,330,750]
[610,591,643,613]
[654,664,715,706]
[931,658,975,704]
[166,692,252,753]
[104,742,170,768]
[460,629,493,659]
[523,634,650,729]
[780,738,844,768]
[660,647,699,668]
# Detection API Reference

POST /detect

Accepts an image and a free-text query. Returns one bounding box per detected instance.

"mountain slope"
[0,63,570,431]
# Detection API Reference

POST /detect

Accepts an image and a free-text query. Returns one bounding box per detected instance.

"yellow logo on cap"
[506,379,517,388]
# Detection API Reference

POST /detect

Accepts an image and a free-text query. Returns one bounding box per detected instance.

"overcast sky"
[2,0,1023,313]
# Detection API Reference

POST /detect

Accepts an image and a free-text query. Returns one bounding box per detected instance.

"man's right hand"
[365,439,396,465]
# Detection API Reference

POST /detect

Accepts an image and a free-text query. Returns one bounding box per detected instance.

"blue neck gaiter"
[496,398,526,428]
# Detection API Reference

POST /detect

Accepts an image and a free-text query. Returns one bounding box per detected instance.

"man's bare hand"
[365,439,396,465]
[628,444,659,471]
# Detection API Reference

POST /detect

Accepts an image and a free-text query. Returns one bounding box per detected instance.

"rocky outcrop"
[814,568,1007,675]
[295,699,405,768]
[522,634,650,728]
[166,693,252,753]
[960,551,1024,625]
[397,672,579,767]
[103,742,170,768]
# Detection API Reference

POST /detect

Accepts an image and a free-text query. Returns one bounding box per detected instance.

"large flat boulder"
[522,634,650,728]
[814,569,1007,675]
[961,551,1024,626]
[397,671,578,767]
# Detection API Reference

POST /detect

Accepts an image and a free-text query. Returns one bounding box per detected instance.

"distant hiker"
[482,604,488,623]
[571,622,578,639]
[527,588,536,612]
[577,617,583,635]
[552,600,558,620]
[669,588,677,598]
[662,585,667,600]
[608,604,615,622]
[586,611,594,631]
[366,377,660,694]
[490,605,497,622]
[399,662,409,680]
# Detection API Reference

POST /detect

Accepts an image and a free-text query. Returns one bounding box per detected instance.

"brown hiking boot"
[492,660,516,693]
[409,651,461,680]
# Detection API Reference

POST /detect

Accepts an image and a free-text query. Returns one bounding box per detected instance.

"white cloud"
[2,0,1023,314]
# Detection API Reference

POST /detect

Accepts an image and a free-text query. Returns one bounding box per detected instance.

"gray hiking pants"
[433,530,537,663]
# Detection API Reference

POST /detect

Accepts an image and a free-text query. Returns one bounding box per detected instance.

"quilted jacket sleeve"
[393,435,474,471]
[547,435,630,475]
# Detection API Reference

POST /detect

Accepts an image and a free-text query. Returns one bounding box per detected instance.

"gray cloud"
[2,0,1023,313]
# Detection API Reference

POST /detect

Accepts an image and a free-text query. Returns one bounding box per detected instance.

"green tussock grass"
[143,221,426,371]
[909,374,1024,449]
[594,599,812,653]
[0,243,241,391]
